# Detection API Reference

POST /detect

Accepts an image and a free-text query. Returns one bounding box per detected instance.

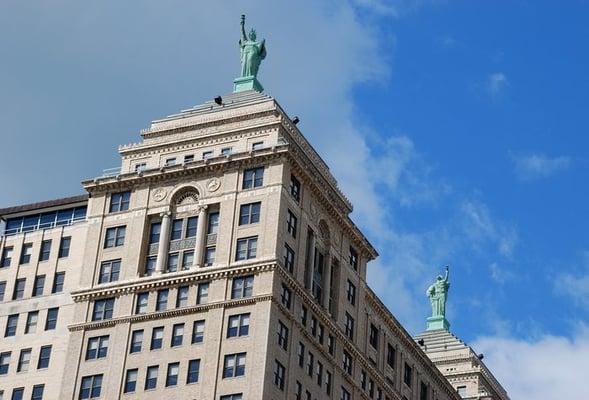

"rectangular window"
[151,327,164,350]
[387,343,396,368]
[207,212,219,234]
[156,289,169,311]
[5,314,18,337]
[32,275,45,297]
[239,202,261,225]
[290,175,301,202]
[361,370,367,390]
[344,312,354,340]
[328,334,335,356]
[31,385,44,400]
[17,349,31,372]
[227,313,250,338]
[170,219,183,240]
[19,243,32,264]
[252,141,264,150]
[242,167,264,189]
[420,382,429,400]
[79,374,103,399]
[130,330,143,353]
[404,362,413,387]
[280,284,291,309]
[92,298,114,321]
[58,237,71,258]
[1,247,13,268]
[204,247,215,266]
[220,395,243,400]
[297,342,305,367]
[231,275,254,299]
[182,251,194,270]
[167,253,179,273]
[165,157,176,166]
[316,361,323,386]
[187,359,200,383]
[37,345,51,369]
[39,240,52,261]
[104,226,126,248]
[196,282,209,304]
[145,365,159,390]
[13,278,26,300]
[301,306,308,326]
[223,352,246,378]
[171,323,184,347]
[166,362,180,387]
[25,311,38,334]
[295,381,302,400]
[349,246,358,271]
[186,216,198,238]
[0,352,10,375]
[184,154,194,163]
[457,386,467,396]
[149,222,161,244]
[311,315,318,336]
[135,163,146,172]
[369,323,379,349]
[278,320,289,350]
[347,280,356,306]
[192,320,205,343]
[52,272,65,293]
[124,369,138,393]
[221,147,232,156]
[326,370,333,395]
[12,388,24,400]
[341,387,351,400]
[235,237,258,261]
[109,191,131,213]
[86,335,109,360]
[98,260,120,284]
[307,352,314,377]
[135,292,149,314]
[45,307,58,330]
[318,324,325,344]
[287,210,298,238]
[145,256,156,276]
[0,281,5,301]
[274,360,286,391]
[176,285,189,307]
[202,150,214,159]
[343,350,353,375]
[283,244,295,273]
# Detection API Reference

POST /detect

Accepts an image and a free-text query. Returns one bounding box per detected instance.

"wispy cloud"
[489,262,515,284]
[555,251,589,309]
[487,72,508,95]
[513,153,572,181]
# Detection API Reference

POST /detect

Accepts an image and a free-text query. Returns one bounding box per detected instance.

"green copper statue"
[234,15,266,92]
[426,266,451,331]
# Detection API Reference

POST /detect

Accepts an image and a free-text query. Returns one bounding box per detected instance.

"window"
[58,237,71,258]
[221,147,232,156]
[17,349,31,372]
[239,202,261,225]
[311,316,318,336]
[0,352,10,375]
[124,369,138,393]
[5,314,18,336]
[19,243,32,264]
[231,275,254,299]
[187,359,200,383]
[109,191,130,212]
[457,386,467,397]
[349,246,358,271]
[300,306,308,326]
[235,237,258,261]
[341,387,351,400]
[182,251,194,269]
[176,285,189,307]
[252,141,264,150]
[277,320,289,350]
[196,282,209,304]
[369,323,379,349]
[135,163,146,172]
[223,353,246,378]
[165,157,176,166]
[297,342,305,367]
[306,352,314,377]
[98,260,120,284]
[170,219,183,240]
[387,343,396,369]
[343,350,352,375]
[344,312,354,340]
[404,362,413,387]
[156,289,169,311]
[104,226,125,248]
[186,216,198,238]
[326,370,333,395]
[318,324,325,344]
[420,382,429,400]
[283,244,295,273]
[0,281,5,301]
[207,212,219,234]
[316,361,323,386]
[145,365,159,390]
[32,275,45,297]
[274,360,286,390]
[361,370,367,390]
[13,278,25,300]
[167,253,179,273]
[31,385,44,400]
[11,389,24,400]
[39,240,52,261]
[280,284,291,309]
[202,150,213,159]
[227,313,250,338]
[346,280,356,306]
[295,381,302,400]
[192,320,205,343]
[286,210,297,238]
[171,323,184,347]
[151,327,164,350]
[86,336,109,360]
[220,395,243,400]
[130,330,143,353]
[45,307,59,330]
[328,334,335,356]
[135,292,149,314]
[184,154,194,163]
[289,174,301,202]
[204,247,215,266]
[0,247,12,268]
[92,298,113,321]
[37,345,52,369]
[149,222,161,244]
[166,362,180,387]
[242,167,264,189]
[145,256,156,276]
[52,272,65,293]
[25,311,38,334]
[79,374,103,399]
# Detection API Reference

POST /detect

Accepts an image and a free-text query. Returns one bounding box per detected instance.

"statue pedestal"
[426,316,450,331]
[233,76,264,93]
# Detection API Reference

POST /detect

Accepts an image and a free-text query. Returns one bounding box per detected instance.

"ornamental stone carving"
[207,177,221,193]
[153,188,167,202]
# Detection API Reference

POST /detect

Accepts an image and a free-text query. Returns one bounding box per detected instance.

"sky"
[0,1,588,399]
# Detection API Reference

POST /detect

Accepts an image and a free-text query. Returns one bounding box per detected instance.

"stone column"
[323,253,332,312]
[306,233,315,290]
[193,205,208,268]
[155,210,171,274]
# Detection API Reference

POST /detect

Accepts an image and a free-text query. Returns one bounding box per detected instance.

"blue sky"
[0,2,587,398]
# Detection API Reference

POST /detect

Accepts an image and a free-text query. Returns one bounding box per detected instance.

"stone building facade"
[0,90,462,400]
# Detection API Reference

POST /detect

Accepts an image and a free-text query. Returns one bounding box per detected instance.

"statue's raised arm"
[444,265,449,282]
[240,14,247,45]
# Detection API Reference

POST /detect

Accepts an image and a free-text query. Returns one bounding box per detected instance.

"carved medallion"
[207,178,221,193]
[310,202,318,219]
[153,188,167,202]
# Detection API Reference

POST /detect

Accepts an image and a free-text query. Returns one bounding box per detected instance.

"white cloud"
[513,153,571,181]
[473,327,589,400]
[489,262,515,284]
[555,251,589,309]
[487,72,508,95]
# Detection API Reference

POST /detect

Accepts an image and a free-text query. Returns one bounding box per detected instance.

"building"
[0,85,465,399]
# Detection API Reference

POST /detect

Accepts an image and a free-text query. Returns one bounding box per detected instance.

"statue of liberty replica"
[234,14,267,93]
[426,266,451,331]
